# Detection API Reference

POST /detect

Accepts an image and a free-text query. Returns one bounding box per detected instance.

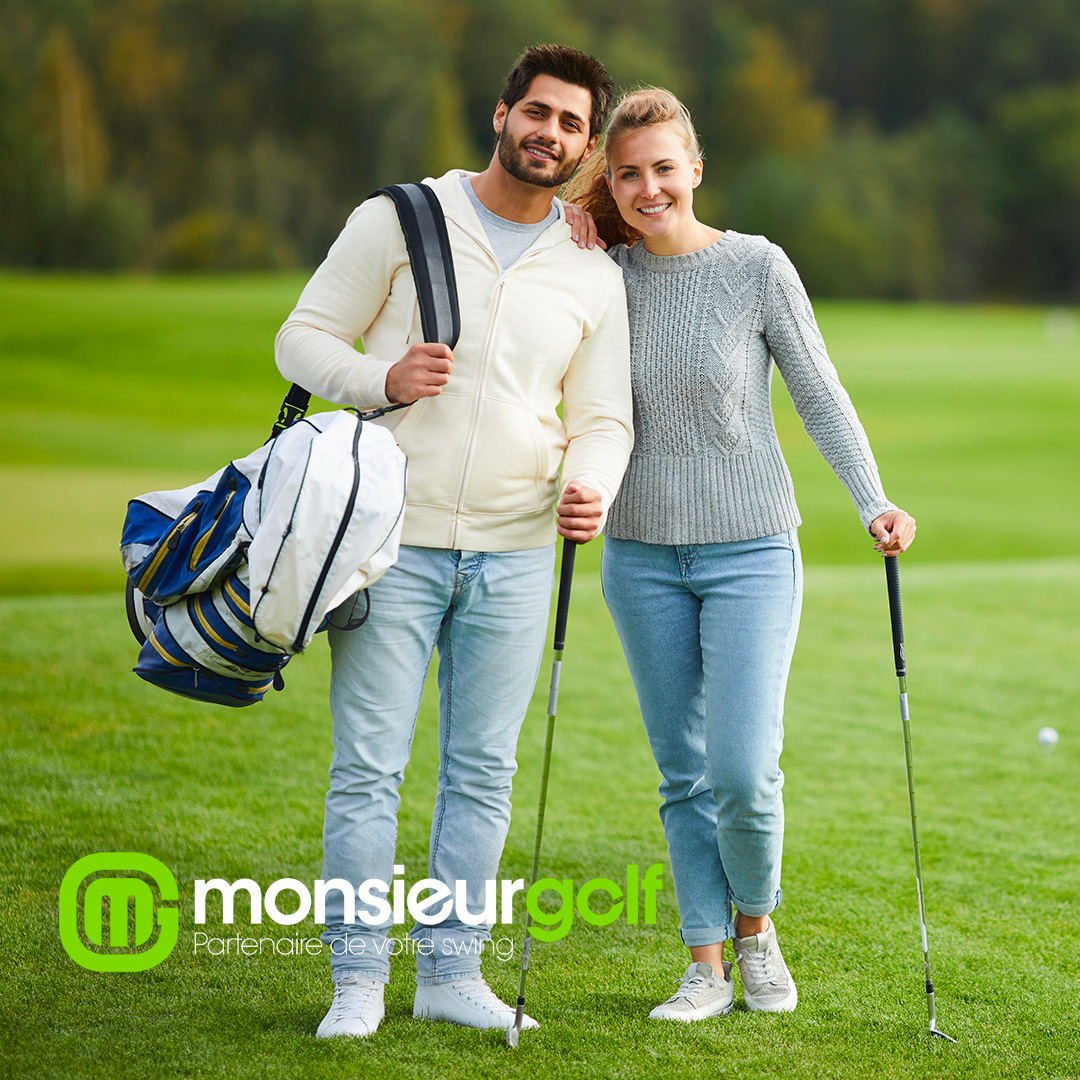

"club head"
[506,1024,519,1049]
[929,1024,957,1043]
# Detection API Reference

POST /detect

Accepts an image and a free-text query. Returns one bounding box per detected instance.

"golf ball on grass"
[1037,726,1059,747]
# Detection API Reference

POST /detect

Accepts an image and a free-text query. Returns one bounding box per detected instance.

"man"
[275,44,632,1038]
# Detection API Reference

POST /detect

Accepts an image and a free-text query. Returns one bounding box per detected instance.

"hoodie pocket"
[387,393,558,516]
[388,394,467,510]
[464,398,556,515]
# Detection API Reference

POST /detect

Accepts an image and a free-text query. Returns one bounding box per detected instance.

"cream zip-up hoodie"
[275,170,633,551]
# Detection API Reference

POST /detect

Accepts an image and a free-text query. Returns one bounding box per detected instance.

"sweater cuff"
[349,356,396,409]
[840,464,898,533]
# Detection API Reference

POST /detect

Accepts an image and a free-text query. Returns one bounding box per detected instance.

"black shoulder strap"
[374,183,460,350]
[271,182,459,437]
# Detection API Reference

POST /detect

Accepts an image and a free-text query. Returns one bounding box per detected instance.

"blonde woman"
[563,89,916,1020]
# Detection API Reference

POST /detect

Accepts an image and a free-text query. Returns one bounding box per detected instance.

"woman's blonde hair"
[563,87,702,248]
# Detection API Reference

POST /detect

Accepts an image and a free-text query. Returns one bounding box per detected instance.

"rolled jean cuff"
[323,927,393,982]
[731,887,783,921]
[414,966,483,986]
[680,921,735,948]
[332,966,391,985]
[411,926,486,985]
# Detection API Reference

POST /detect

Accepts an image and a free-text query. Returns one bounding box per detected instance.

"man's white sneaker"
[413,976,539,1031]
[733,920,798,1012]
[649,960,735,1021]
[315,975,385,1038]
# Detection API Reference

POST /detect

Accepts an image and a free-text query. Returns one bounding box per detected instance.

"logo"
[59,853,179,972]
[192,863,664,943]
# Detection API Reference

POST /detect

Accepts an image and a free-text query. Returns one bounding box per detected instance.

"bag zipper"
[188,481,238,571]
[290,418,363,652]
[137,507,200,593]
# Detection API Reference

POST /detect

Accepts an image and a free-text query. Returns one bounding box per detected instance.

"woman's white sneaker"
[649,961,735,1021]
[733,920,798,1012]
[315,975,385,1038]
[413,976,538,1030]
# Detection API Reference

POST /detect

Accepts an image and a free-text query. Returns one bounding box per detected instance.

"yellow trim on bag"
[188,490,236,571]
[137,510,198,592]
[223,577,250,616]
[241,681,273,694]
[192,594,240,652]
[149,630,193,668]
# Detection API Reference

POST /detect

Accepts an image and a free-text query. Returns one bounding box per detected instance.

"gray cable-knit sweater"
[605,232,897,545]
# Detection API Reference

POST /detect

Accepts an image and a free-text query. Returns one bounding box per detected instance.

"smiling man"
[275,45,632,1038]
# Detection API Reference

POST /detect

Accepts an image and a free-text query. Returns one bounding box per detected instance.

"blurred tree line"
[2,0,1080,298]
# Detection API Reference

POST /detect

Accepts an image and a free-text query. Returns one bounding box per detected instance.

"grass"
[1,276,1078,1077]
[1,276,1078,592]
[2,561,1078,1078]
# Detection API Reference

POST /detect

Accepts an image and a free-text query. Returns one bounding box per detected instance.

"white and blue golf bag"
[119,183,460,707]
[121,411,407,706]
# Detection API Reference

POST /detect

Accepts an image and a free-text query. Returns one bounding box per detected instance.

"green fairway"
[1,276,1078,590]
[1,276,1078,1077]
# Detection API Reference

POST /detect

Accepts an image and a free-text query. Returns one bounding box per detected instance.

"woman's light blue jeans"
[601,531,802,946]
[321,543,555,983]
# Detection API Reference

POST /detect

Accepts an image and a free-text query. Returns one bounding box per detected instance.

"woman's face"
[606,125,703,254]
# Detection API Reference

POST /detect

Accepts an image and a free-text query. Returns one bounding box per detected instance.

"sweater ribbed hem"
[605,446,802,545]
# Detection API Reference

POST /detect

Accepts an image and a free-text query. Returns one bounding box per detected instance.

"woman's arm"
[763,245,916,553]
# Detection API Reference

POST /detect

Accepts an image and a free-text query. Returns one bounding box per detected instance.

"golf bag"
[120,183,460,707]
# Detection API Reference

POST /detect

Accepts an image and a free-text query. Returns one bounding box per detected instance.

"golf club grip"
[885,556,905,676]
[553,540,577,651]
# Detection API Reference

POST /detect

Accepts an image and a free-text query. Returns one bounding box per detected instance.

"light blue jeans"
[601,532,802,946]
[321,543,555,983]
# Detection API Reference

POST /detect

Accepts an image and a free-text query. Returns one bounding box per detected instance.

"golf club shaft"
[511,538,577,1038]
[885,556,950,1038]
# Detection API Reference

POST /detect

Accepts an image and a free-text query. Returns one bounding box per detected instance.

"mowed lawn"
[1,275,1078,1078]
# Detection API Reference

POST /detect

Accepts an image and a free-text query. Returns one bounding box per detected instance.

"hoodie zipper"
[449,242,555,548]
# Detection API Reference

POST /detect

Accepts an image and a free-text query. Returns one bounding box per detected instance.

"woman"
[562,89,916,1020]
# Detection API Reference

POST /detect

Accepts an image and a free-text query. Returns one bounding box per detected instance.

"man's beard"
[497,129,584,188]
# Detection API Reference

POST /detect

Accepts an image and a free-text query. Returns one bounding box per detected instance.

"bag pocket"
[133,570,290,708]
[130,464,251,604]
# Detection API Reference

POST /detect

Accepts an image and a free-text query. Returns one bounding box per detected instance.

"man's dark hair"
[499,44,615,137]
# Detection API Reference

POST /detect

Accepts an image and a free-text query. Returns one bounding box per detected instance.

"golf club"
[885,554,956,1043]
[507,537,577,1048]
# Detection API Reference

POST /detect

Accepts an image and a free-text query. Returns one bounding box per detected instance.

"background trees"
[2,0,1079,298]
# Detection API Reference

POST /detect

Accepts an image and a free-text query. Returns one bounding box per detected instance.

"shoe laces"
[669,970,714,1003]
[451,977,511,1015]
[329,976,380,1020]
[739,943,783,986]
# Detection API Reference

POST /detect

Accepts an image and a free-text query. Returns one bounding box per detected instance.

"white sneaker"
[649,960,735,1021]
[315,975,385,1038]
[413,976,539,1031]
[733,920,798,1012]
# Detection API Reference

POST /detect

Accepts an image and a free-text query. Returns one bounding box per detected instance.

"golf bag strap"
[272,382,311,437]
[270,181,460,438]
[374,183,461,350]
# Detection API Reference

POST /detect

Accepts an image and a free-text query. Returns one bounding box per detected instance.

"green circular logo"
[59,853,179,972]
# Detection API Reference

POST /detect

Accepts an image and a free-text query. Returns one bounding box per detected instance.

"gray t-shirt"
[461,177,558,269]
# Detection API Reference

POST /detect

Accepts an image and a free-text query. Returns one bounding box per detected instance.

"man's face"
[494,74,597,189]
